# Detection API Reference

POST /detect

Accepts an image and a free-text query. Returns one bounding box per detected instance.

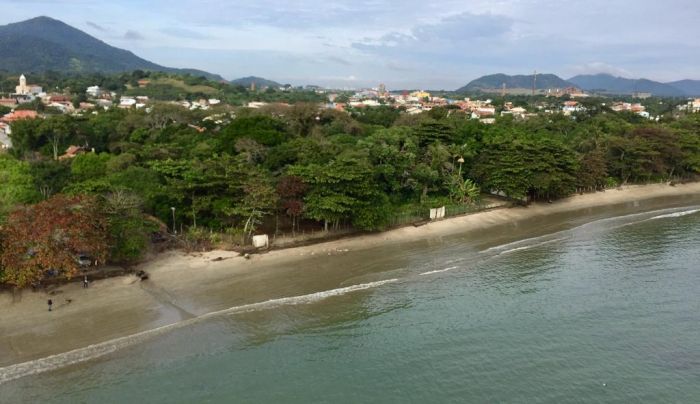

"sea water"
[2,201,700,403]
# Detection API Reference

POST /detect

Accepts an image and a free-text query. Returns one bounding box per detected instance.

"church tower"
[16,74,28,95]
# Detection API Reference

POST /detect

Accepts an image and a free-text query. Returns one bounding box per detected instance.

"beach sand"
[2,182,700,367]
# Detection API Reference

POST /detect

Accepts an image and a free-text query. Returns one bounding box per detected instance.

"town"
[2,72,699,153]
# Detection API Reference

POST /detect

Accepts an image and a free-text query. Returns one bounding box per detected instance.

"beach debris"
[136,270,149,281]
[244,253,251,260]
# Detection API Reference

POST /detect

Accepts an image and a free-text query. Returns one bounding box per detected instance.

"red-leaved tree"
[0,194,110,288]
[276,175,307,234]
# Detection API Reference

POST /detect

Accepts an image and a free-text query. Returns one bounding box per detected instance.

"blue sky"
[3,0,699,89]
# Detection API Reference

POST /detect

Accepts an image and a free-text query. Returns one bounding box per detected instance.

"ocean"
[2,199,700,403]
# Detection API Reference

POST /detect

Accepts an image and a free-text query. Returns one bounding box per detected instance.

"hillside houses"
[0,110,40,150]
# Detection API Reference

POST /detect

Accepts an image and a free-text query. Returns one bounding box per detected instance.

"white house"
[86,86,102,97]
[0,122,12,150]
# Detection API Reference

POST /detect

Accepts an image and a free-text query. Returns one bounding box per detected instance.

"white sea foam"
[498,238,567,255]
[649,208,700,220]
[0,279,398,385]
[419,266,458,276]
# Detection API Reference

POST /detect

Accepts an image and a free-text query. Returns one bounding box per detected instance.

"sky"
[2,0,699,89]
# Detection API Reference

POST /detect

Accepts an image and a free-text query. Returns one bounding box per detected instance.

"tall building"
[14,74,43,95]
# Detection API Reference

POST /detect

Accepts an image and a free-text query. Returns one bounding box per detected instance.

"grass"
[149,78,219,95]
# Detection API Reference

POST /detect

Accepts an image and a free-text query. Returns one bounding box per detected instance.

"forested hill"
[231,76,282,88]
[0,17,224,81]
[457,73,573,92]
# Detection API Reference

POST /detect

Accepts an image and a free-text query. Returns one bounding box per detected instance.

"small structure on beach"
[252,234,270,249]
[430,206,446,220]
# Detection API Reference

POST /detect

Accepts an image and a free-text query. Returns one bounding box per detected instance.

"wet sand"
[1,182,700,367]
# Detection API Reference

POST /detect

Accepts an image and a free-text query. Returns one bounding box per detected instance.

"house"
[59,145,88,160]
[562,101,583,115]
[86,86,102,97]
[1,110,39,123]
[632,92,652,99]
[247,101,268,109]
[119,97,137,108]
[0,122,11,150]
[688,99,700,113]
[137,79,151,88]
[0,98,18,108]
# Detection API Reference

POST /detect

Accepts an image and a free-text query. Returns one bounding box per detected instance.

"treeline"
[1,102,699,288]
[0,70,327,106]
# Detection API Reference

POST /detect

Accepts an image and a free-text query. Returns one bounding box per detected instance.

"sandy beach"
[2,182,700,368]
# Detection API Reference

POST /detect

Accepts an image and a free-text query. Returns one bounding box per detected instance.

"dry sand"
[1,182,699,367]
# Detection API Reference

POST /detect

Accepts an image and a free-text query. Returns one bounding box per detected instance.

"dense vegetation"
[1,94,699,288]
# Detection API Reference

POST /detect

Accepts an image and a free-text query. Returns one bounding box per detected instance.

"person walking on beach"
[48,299,53,312]
[83,275,89,288]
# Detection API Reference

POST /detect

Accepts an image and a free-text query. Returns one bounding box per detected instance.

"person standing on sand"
[83,275,89,288]
[48,299,53,311]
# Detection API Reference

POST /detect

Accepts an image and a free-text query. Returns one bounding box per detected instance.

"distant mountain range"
[230,76,281,88]
[458,72,700,97]
[0,16,224,81]
[567,74,693,97]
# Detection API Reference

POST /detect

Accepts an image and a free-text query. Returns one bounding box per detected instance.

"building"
[86,86,102,97]
[0,98,18,108]
[690,99,700,113]
[632,92,652,99]
[14,74,43,96]
[1,110,39,123]
[0,122,11,150]
[59,145,88,160]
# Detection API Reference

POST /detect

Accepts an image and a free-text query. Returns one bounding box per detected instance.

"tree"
[102,190,156,263]
[0,155,40,221]
[0,195,109,288]
[277,175,307,234]
[289,154,391,231]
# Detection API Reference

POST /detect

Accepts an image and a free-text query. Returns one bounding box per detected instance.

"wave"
[419,266,458,276]
[649,208,700,220]
[482,205,700,255]
[498,238,567,255]
[0,279,398,385]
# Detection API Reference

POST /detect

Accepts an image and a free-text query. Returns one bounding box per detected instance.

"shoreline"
[2,182,700,368]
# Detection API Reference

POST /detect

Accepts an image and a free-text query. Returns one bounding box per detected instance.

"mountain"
[568,74,684,97]
[457,73,573,92]
[667,80,700,97]
[0,16,224,81]
[230,76,281,88]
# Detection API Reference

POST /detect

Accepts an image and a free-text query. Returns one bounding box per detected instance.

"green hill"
[230,76,281,88]
[457,73,573,92]
[0,16,224,81]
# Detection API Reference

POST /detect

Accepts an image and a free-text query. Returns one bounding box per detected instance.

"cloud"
[568,62,633,78]
[124,30,144,40]
[353,12,514,57]
[325,55,352,66]
[86,21,106,32]
[160,27,210,40]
